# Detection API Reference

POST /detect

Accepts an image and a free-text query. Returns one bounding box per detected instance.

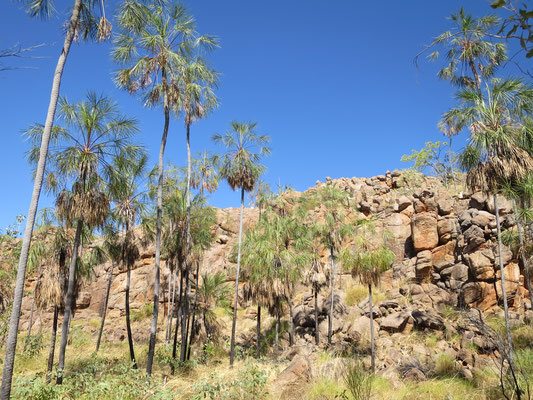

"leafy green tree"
[491,0,533,61]
[456,78,533,386]
[313,185,354,344]
[0,1,111,394]
[341,220,395,374]
[213,121,270,366]
[401,141,454,186]
[196,271,231,342]
[416,7,506,93]
[113,2,216,374]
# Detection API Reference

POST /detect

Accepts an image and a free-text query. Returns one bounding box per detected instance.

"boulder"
[412,212,439,251]
[380,312,410,333]
[487,195,513,215]
[469,192,487,210]
[275,355,312,386]
[465,249,494,281]
[451,263,469,282]
[437,217,455,244]
[416,250,433,280]
[411,310,444,330]
[437,194,453,216]
[431,241,456,271]
[463,225,486,252]
[397,196,412,212]
[345,316,380,342]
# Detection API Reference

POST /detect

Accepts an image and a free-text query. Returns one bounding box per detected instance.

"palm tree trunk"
[314,287,319,345]
[166,262,172,343]
[180,268,190,362]
[275,305,280,362]
[256,305,261,359]
[171,268,184,374]
[0,1,82,396]
[146,66,170,376]
[328,248,335,345]
[167,263,177,343]
[57,219,83,384]
[95,261,114,353]
[368,283,375,374]
[24,263,42,351]
[513,200,533,312]
[230,188,245,366]
[288,295,294,347]
[494,195,516,367]
[125,259,137,368]
[46,307,59,384]
[187,261,200,360]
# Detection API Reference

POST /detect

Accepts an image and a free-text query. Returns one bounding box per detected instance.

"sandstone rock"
[412,212,439,251]
[416,250,433,280]
[469,192,487,210]
[463,225,486,252]
[462,282,498,311]
[411,310,444,330]
[437,195,453,216]
[451,263,469,282]
[487,195,513,215]
[437,217,455,244]
[346,316,379,342]
[397,196,412,212]
[276,355,312,385]
[77,292,91,309]
[431,241,456,271]
[465,249,494,281]
[380,312,410,332]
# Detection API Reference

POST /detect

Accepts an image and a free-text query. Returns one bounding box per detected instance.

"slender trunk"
[448,134,456,191]
[95,261,114,353]
[167,263,177,343]
[369,284,375,374]
[166,262,173,343]
[171,269,184,374]
[146,66,170,376]
[275,304,280,362]
[494,195,515,368]
[230,188,245,366]
[57,219,83,384]
[314,287,319,345]
[0,1,82,396]
[469,57,482,95]
[187,261,200,360]
[288,295,294,347]
[24,263,43,351]
[179,269,190,362]
[513,200,533,312]
[256,305,261,359]
[328,248,335,345]
[125,259,137,368]
[46,307,59,384]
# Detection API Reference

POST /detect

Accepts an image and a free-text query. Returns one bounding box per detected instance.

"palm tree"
[26,92,139,384]
[341,221,395,374]
[23,240,46,351]
[303,236,329,346]
[416,7,506,94]
[213,121,270,366]
[456,78,533,378]
[187,152,219,360]
[0,1,111,395]
[113,2,216,374]
[105,153,148,368]
[196,271,231,343]
[248,180,272,220]
[313,185,354,344]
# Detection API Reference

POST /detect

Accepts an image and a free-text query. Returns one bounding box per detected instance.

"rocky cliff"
[18,170,533,379]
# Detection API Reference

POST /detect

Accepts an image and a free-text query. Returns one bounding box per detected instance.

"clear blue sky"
[0,0,522,230]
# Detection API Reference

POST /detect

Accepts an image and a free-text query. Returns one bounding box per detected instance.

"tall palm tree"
[187,152,219,360]
[0,1,111,395]
[174,60,218,361]
[26,92,140,384]
[113,2,216,374]
[416,7,506,94]
[341,221,395,374]
[105,153,148,368]
[313,185,354,344]
[213,121,270,366]
[457,78,533,377]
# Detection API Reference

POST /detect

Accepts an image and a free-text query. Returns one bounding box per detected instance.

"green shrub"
[342,359,372,400]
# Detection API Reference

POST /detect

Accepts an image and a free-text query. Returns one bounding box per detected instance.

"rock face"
[412,213,439,252]
[17,171,533,353]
